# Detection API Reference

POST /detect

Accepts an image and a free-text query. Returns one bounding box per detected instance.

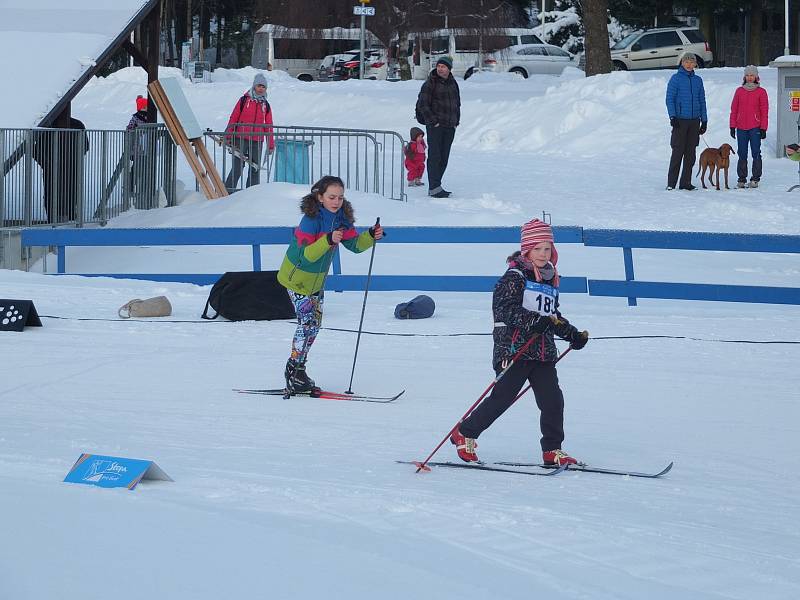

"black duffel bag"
[201,271,295,321]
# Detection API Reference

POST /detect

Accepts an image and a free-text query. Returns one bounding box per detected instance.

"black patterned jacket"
[491,255,580,368]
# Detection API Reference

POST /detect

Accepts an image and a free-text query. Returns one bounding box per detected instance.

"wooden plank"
[147,79,220,200]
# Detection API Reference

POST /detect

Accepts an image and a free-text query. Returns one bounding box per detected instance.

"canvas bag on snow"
[201,271,295,321]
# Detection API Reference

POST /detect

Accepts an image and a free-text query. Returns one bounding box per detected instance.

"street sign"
[353,6,375,15]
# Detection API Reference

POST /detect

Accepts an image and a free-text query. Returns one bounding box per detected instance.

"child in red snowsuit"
[405,127,426,186]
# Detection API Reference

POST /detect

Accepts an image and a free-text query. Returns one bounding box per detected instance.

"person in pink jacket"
[404,127,426,186]
[729,65,769,188]
[224,73,275,191]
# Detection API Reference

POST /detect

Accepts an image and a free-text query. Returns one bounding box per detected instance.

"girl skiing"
[277,176,384,394]
[729,65,769,188]
[451,218,589,466]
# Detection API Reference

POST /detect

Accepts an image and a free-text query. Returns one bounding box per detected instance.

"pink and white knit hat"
[521,219,558,263]
[520,218,559,283]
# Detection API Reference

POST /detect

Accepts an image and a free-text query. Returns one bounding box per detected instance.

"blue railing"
[19,226,800,305]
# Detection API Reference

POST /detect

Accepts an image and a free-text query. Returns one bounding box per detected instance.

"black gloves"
[730,127,736,139]
[531,314,556,335]
[670,116,677,130]
[699,121,707,135]
[760,129,767,140]
[568,328,589,350]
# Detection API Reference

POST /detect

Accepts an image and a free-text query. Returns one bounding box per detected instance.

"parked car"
[318,53,351,81]
[481,43,580,78]
[610,27,713,71]
[333,48,387,80]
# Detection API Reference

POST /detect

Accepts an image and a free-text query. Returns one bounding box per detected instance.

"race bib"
[523,281,558,316]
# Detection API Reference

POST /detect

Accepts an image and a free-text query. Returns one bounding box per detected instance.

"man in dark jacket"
[415,56,461,198]
[32,117,89,223]
[665,53,708,191]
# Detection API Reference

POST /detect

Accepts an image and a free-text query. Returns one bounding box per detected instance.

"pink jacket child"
[729,65,769,187]
[729,81,769,132]
[405,126,426,185]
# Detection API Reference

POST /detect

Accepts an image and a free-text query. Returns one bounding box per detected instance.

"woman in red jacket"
[729,65,769,188]
[224,73,275,191]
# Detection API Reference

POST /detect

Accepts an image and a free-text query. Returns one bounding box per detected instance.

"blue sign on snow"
[63,453,173,490]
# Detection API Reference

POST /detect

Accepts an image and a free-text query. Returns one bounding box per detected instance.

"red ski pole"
[413,332,544,473]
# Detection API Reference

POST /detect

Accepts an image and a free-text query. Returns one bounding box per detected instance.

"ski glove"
[730,127,736,139]
[531,314,557,335]
[699,121,707,135]
[760,129,767,140]
[568,328,589,351]
[670,117,677,130]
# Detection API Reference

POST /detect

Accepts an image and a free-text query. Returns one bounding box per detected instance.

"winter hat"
[681,53,697,64]
[135,95,148,112]
[521,218,559,283]
[253,73,268,88]
[436,56,454,70]
[410,126,424,140]
[744,65,759,79]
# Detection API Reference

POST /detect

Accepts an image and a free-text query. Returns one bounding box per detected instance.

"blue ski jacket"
[666,65,708,122]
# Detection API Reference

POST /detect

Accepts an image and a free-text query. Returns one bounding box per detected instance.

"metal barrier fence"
[1,125,176,228]
[204,125,407,201]
[19,226,800,305]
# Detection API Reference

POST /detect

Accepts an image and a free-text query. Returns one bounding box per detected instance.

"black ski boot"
[284,360,318,397]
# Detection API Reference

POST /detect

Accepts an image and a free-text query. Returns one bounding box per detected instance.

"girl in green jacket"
[277,175,384,393]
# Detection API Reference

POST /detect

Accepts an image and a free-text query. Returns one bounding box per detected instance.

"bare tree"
[748,0,763,65]
[580,0,612,76]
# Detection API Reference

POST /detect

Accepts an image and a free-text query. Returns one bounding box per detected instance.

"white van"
[252,24,382,81]
[408,28,545,79]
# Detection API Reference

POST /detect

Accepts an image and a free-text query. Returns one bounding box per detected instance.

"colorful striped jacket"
[277,199,374,296]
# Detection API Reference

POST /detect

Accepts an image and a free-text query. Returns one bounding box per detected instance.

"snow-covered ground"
[2,64,800,599]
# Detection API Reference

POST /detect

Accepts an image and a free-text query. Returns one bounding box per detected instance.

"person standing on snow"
[729,65,769,189]
[450,219,589,466]
[415,55,460,198]
[665,53,707,191]
[126,95,155,208]
[276,176,384,395]
[404,126,426,187]
[224,72,275,191]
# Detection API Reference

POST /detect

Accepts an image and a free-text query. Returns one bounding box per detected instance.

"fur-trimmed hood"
[300,196,355,225]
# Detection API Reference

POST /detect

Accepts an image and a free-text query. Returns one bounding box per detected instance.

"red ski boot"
[450,428,479,463]
[543,449,580,466]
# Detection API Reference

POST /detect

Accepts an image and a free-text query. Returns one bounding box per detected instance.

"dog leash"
[700,134,711,148]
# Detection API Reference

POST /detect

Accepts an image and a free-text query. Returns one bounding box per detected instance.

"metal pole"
[786,0,791,55]
[541,0,546,41]
[359,2,366,79]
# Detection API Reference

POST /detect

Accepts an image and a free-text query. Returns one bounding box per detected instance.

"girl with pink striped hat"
[451,218,589,466]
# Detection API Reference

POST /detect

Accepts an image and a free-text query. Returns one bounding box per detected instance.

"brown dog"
[697,143,736,190]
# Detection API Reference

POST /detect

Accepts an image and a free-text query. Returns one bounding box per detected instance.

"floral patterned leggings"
[288,290,324,364]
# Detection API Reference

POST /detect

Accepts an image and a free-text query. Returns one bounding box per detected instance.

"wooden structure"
[148,79,227,199]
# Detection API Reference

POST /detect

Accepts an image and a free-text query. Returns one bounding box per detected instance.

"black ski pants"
[459,359,565,452]
[667,118,700,189]
[426,125,456,194]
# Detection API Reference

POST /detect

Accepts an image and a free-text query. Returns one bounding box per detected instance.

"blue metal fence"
[19,226,800,306]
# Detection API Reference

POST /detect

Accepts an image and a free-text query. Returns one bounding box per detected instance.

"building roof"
[0,0,158,128]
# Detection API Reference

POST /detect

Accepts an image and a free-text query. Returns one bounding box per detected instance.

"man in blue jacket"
[665,54,708,190]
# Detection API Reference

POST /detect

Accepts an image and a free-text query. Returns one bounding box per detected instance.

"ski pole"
[345,217,380,395]
[413,331,544,473]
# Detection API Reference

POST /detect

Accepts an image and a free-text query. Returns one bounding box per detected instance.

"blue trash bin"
[274,138,314,184]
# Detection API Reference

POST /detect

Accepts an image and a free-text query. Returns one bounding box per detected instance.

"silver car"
[482,44,579,78]
[610,27,714,71]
